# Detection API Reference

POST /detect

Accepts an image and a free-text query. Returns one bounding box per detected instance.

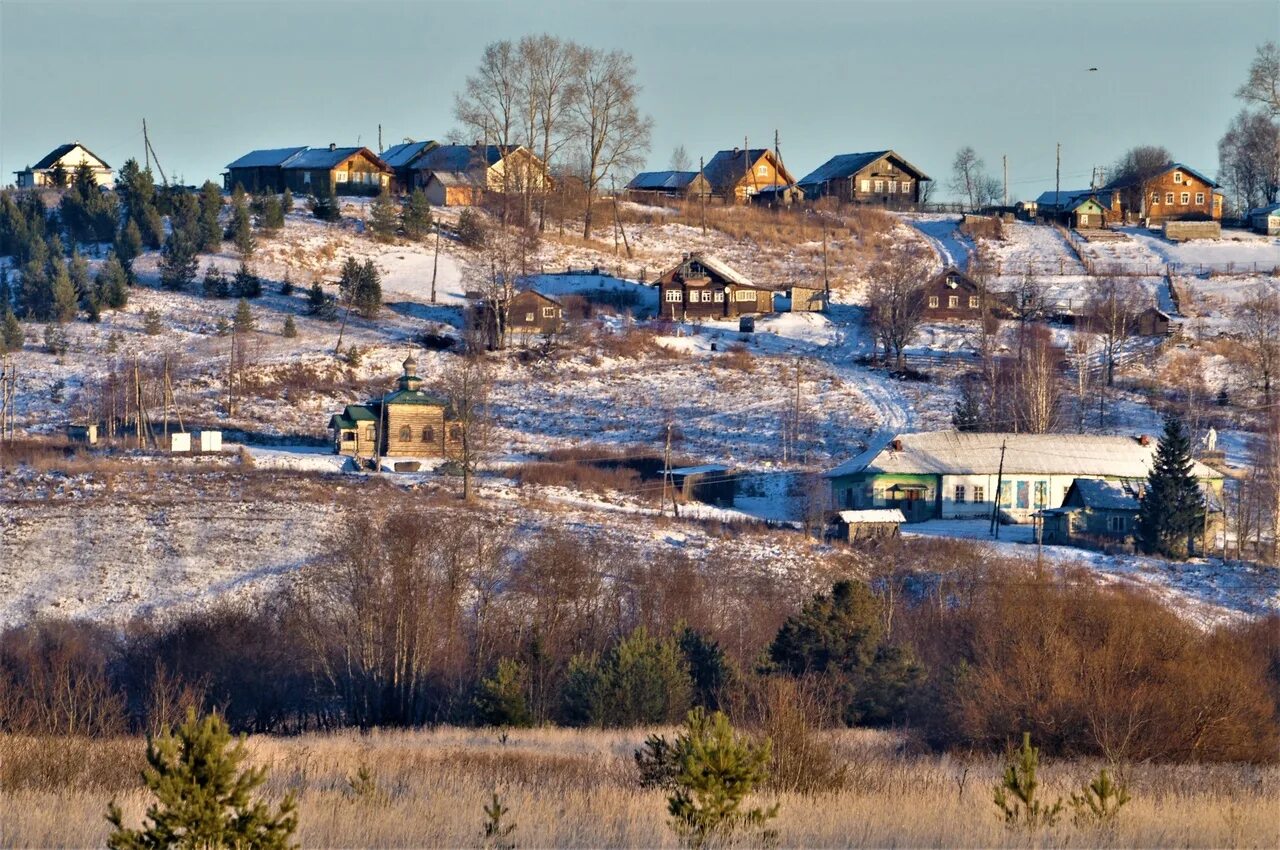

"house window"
[398,425,412,442]
[757,164,768,176]
[973,485,985,503]
[928,296,939,308]
[1195,192,1205,205]
[735,290,755,302]
[449,425,462,440]
[999,482,1012,507]
[901,180,911,195]
[1034,480,1048,509]
[542,307,555,318]
[303,172,312,185]
[524,312,535,322]
[874,179,884,192]
[689,290,701,303]
[335,171,348,183]
[665,289,682,302]
[1180,192,1190,205]
[1166,192,1174,204]
[714,290,724,302]
[955,485,966,503]
[860,179,871,193]
[968,295,980,308]
[421,426,435,442]
[1174,171,1183,183]
[1108,515,1128,533]
[948,295,959,308]
[888,180,898,194]
[1151,191,1159,205]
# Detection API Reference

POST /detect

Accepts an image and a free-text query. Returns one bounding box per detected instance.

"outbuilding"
[830,509,905,542]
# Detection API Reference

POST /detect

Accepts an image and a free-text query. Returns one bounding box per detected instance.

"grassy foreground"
[2,727,1276,848]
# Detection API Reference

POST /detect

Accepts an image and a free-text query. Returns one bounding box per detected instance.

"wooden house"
[666,464,736,507]
[1039,478,1140,548]
[379,140,438,193]
[1101,163,1223,225]
[701,148,796,204]
[15,143,113,189]
[1248,202,1280,235]
[830,509,904,542]
[223,147,308,193]
[328,355,461,462]
[282,145,391,196]
[796,150,930,207]
[414,144,552,206]
[1034,189,1114,228]
[920,267,986,321]
[657,253,777,321]
[1134,306,1172,336]
[624,171,712,203]
[469,289,566,348]
[785,284,827,313]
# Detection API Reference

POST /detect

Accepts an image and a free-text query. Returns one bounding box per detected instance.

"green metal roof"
[344,404,377,421]
[383,389,447,406]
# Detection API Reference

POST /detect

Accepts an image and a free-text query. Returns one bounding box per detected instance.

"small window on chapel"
[399,425,412,441]
[422,426,435,442]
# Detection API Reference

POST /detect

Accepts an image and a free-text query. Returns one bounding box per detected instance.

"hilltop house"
[702,148,796,204]
[824,430,1223,524]
[328,355,460,462]
[15,143,113,189]
[1102,163,1223,225]
[1034,189,1114,228]
[469,289,566,347]
[624,171,713,203]
[282,145,392,196]
[657,253,777,320]
[920,267,986,321]
[413,144,552,206]
[379,140,438,193]
[796,150,930,207]
[224,147,308,193]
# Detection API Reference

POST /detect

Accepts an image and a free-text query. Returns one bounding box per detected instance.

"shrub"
[142,309,163,336]
[455,209,486,247]
[281,316,297,339]
[1069,767,1130,829]
[993,732,1062,832]
[561,628,692,727]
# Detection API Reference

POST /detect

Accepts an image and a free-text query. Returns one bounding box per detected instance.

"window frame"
[1180,192,1190,205]
[973,485,985,503]
[928,295,939,308]
[1195,192,1205,205]
[954,484,966,503]
[665,289,682,302]
[968,295,980,309]
[1166,192,1175,205]
[948,295,959,308]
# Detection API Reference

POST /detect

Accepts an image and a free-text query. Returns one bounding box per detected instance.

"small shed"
[1248,203,1280,235]
[786,285,827,313]
[831,509,905,542]
[1039,478,1140,547]
[1134,306,1172,336]
[67,423,98,445]
[666,464,736,507]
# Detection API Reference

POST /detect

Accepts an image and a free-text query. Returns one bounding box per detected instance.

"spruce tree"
[456,209,485,247]
[1,309,23,353]
[233,299,255,333]
[233,262,262,298]
[261,195,284,232]
[116,219,143,278]
[231,198,255,257]
[97,254,129,310]
[143,308,164,336]
[51,259,78,323]
[279,272,294,296]
[198,180,224,253]
[159,230,199,291]
[105,710,297,850]
[368,187,399,242]
[203,266,230,299]
[1137,417,1205,559]
[281,315,298,339]
[355,259,382,319]
[307,281,336,320]
[401,188,432,240]
[310,181,340,222]
[281,188,294,214]
[69,249,92,308]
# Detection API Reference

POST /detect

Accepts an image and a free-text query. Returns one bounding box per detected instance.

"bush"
[561,628,692,727]
[455,209,486,247]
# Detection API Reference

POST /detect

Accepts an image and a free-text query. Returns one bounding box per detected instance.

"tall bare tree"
[455,40,521,220]
[1085,277,1144,387]
[1237,285,1280,404]
[443,357,493,502]
[866,244,932,370]
[567,46,652,239]
[519,34,581,232]
[949,146,999,210]
[1237,41,1280,117]
[1015,324,1061,434]
[1110,145,1173,214]
[669,145,692,172]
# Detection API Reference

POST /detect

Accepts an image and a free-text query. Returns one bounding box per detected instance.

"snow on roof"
[669,464,731,476]
[1035,188,1115,210]
[837,509,906,524]
[1069,478,1140,510]
[380,140,437,168]
[627,170,699,190]
[226,146,308,169]
[825,430,1223,480]
[1248,203,1280,216]
[797,150,931,187]
[688,252,756,287]
[283,147,377,170]
[415,144,507,173]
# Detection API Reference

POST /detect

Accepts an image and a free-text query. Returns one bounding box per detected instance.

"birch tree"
[520,34,580,232]
[866,245,931,370]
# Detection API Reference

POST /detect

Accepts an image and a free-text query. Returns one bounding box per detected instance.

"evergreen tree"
[401,188,433,241]
[309,180,341,222]
[281,188,294,214]
[456,208,485,247]
[0,266,10,312]
[202,266,231,299]
[69,249,92,308]
[355,259,381,319]
[92,191,119,244]
[19,237,50,319]
[679,628,734,712]
[281,315,298,339]
[474,659,533,727]
[233,298,255,333]
[368,187,399,242]
[993,733,1063,832]
[260,195,284,232]
[560,628,692,727]
[307,281,336,320]
[1,308,22,353]
[233,262,262,298]
[1137,417,1205,559]
[116,219,143,279]
[197,180,224,253]
[49,162,68,189]
[97,254,130,310]
[231,197,255,257]
[279,272,294,296]
[51,259,78,323]
[142,206,165,249]
[143,308,164,336]
[105,710,297,850]
[117,159,164,248]
[159,230,199,291]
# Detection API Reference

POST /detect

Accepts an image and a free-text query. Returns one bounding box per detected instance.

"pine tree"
[281,315,298,339]
[401,188,432,241]
[105,710,297,850]
[307,281,336,320]
[203,266,230,299]
[69,249,92,306]
[231,197,255,257]
[1137,417,1205,559]
[159,230,199,291]
[233,262,262,298]
[116,220,143,278]
[456,208,485,247]
[368,187,399,242]
[474,659,533,727]
[310,181,341,222]
[355,259,382,319]
[1,309,23,353]
[233,298,255,334]
[198,180,224,253]
[260,195,284,232]
[97,254,129,310]
[281,188,294,214]
[279,272,294,296]
[51,260,78,323]
[993,732,1063,832]
[143,308,164,336]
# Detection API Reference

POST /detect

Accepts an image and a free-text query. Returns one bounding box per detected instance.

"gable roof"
[627,170,701,191]
[1103,162,1220,190]
[512,288,561,306]
[382,387,448,406]
[30,142,111,171]
[797,150,931,188]
[414,144,509,174]
[380,140,438,169]
[282,146,388,171]
[926,266,980,293]
[1035,188,1116,210]
[825,430,1223,480]
[226,147,308,170]
[1067,478,1140,511]
[662,252,759,288]
[702,148,796,192]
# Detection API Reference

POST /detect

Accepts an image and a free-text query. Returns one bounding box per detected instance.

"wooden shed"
[1133,306,1172,336]
[666,464,736,507]
[785,285,827,313]
[830,509,905,542]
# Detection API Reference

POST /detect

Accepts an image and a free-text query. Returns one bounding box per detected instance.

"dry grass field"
[3,726,1276,849]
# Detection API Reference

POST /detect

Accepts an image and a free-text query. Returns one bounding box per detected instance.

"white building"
[14,142,113,189]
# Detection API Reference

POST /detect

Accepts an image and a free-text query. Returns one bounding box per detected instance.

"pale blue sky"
[2,0,1275,200]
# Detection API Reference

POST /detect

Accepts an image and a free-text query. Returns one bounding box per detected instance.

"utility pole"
[793,357,803,462]
[378,123,383,153]
[1055,143,1061,205]
[662,421,677,518]
[989,439,1007,538]
[1002,155,1008,207]
[699,156,707,235]
[430,223,441,304]
[822,219,830,302]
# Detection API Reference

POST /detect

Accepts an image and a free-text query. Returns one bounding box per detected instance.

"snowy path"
[906,216,973,270]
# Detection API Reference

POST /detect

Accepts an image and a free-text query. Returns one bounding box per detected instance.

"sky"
[1,0,1276,201]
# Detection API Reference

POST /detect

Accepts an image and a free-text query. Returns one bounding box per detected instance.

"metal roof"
[797,150,930,187]
[702,149,795,192]
[627,170,699,190]
[669,464,731,476]
[1067,478,1140,511]
[837,509,906,524]
[226,147,308,170]
[383,388,448,406]
[28,142,112,172]
[1035,188,1115,210]
[825,430,1223,480]
[415,144,508,173]
[380,140,437,169]
[283,147,377,170]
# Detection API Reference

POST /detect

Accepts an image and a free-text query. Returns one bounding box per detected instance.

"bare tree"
[1237,41,1280,117]
[1237,285,1280,404]
[455,40,521,220]
[669,145,692,173]
[443,357,493,501]
[1110,145,1173,214]
[866,244,932,370]
[1219,109,1280,212]
[949,147,999,210]
[1015,324,1062,434]
[519,34,580,232]
[1084,277,1144,387]
[567,46,652,239]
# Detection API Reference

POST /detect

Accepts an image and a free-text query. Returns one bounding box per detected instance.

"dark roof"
[383,388,448,406]
[226,147,308,170]
[380,140,437,169]
[627,170,699,191]
[29,142,111,171]
[1103,162,1220,190]
[797,150,930,187]
[1035,188,1115,211]
[283,147,387,171]
[1066,478,1139,511]
[702,149,795,192]
[926,266,980,293]
[414,144,508,173]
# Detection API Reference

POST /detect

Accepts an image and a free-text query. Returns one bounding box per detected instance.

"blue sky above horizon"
[2,0,1275,200]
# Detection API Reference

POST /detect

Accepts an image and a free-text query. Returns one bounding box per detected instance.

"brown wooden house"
[414,144,552,206]
[1133,306,1172,336]
[328,355,461,462]
[1102,162,1223,225]
[920,267,986,321]
[282,145,392,196]
[796,150,930,207]
[624,170,713,204]
[702,148,797,204]
[657,253,777,320]
[223,146,308,193]
[469,289,566,348]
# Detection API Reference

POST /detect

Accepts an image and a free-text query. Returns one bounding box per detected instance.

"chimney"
[329,142,336,151]
[891,438,903,451]
[1138,434,1151,446]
